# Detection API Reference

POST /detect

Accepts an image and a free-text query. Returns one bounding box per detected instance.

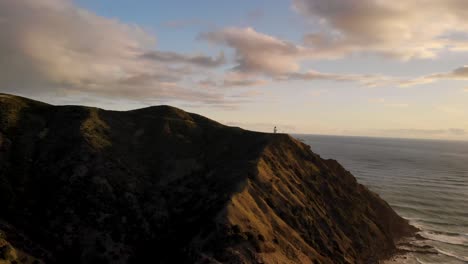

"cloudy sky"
[1,0,468,140]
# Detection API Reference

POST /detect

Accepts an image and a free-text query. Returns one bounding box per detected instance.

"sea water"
[295,135,468,263]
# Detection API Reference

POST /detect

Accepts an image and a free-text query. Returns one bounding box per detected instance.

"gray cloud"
[2,0,465,110]
[197,27,401,87]
[199,27,308,75]
[400,66,468,86]
[293,0,468,59]
[141,51,225,68]
[199,72,269,88]
[286,71,393,87]
[196,5,468,88]
[223,78,268,87]
[199,78,267,88]
[0,0,229,106]
[197,27,413,88]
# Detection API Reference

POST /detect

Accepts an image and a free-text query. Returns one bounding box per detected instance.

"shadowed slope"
[0,94,415,264]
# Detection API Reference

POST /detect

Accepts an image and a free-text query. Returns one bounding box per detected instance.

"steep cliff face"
[0,93,415,264]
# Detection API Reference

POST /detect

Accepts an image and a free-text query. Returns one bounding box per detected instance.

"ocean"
[295,134,468,264]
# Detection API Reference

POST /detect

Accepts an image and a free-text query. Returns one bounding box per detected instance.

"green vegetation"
[80,108,111,150]
[0,94,28,130]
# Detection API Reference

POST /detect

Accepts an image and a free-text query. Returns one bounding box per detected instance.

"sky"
[1,0,468,140]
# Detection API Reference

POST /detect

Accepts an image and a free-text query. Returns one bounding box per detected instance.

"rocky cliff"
[0,93,416,264]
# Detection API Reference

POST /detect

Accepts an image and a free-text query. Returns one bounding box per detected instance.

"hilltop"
[0,93,416,263]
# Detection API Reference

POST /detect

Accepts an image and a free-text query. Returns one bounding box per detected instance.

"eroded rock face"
[0,93,416,264]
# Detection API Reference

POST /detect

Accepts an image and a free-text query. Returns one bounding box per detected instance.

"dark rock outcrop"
[0,93,416,263]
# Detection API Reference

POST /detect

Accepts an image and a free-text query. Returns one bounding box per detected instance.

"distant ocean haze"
[296,135,468,264]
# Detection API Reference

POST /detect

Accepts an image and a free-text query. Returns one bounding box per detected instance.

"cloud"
[142,51,225,68]
[223,79,268,88]
[222,72,268,87]
[285,70,393,87]
[196,11,468,89]
[199,26,430,89]
[198,27,403,87]
[400,66,468,87]
[0,0,228,105]
[199,27,308,75]
[2,0,464,109]
[229,90,265,98]
[293,0,468,60]
[198,72,269,88]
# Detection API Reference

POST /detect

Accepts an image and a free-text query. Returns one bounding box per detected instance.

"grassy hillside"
[0,93,415,263]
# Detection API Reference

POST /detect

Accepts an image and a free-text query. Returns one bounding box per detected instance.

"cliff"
[0,93,416,264]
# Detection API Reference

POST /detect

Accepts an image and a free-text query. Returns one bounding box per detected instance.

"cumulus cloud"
[293,0,468,59]
[2,0,466,109]
[196,3,468,88]
[0,0,227,105]
[199,27,308,75]
[196,4,468,88]
[198,27,402,87]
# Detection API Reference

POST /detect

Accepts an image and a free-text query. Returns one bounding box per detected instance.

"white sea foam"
[406,217,468,248]
[420,231,468,246]
[415,258,434,264]
[435,247,468,262]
